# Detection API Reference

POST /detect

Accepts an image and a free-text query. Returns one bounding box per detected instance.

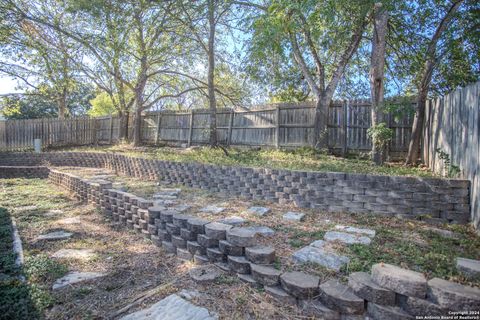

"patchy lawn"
[63,144,436,177]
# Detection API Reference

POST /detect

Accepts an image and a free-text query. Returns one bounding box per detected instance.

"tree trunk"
[119,111,129,141]
[313,95,329,149]
[207,0,217,147]
[57,90,67,119]
[370,3,388,165]
[132,104,142,147]
[405,0,463,165]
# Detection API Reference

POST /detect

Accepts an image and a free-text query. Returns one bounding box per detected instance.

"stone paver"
[52,249,96,260]
[200,206,225,214]
[245,206,271,216]
[334,225,376,237]
[244,226,275,236]
[427,277,480,311]
[324,231,372,245]
[456,257,480,279]
[57,217,82,224]
[292,244,350,271]
[189,265,221,283]
[37,231,73,241]
[371,263,427,298]
[218,216,246,225]
[45,209,64,216]
[120,294,217,320]
[282,211,305,222]
[53,271,106,290]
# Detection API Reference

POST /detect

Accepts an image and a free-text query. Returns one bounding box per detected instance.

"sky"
[0,76,23,95]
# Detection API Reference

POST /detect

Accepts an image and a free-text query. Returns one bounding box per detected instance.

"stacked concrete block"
[0,166,50,178]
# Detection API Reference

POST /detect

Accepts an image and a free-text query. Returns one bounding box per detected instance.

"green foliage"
[24,254,68,283]
[88,92,118,117]
[435,148,461,178]
[367,123,393,148]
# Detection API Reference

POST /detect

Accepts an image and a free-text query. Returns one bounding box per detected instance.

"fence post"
[275,105,280,148]
[109,115,113,144]
[227,109,234,146]
[155,113,162,145]
[93,118,98,145]
[187,110,194,147]
[342,100,348,156]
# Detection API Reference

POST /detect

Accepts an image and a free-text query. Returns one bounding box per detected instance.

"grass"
[0,179,70,319]
[63,144,436,177]
[340,224,480,285]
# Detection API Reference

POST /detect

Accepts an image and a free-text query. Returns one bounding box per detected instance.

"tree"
[405,0,464,164]
[369,3,389,165]
[248,0,372,149]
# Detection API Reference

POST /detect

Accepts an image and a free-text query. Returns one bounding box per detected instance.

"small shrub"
[24,255,68,284]
[367,122,393,149]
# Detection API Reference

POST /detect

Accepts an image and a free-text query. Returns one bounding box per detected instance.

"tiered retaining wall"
[0,152,471,224]
[47,168,480,318]
[0,166,50,179]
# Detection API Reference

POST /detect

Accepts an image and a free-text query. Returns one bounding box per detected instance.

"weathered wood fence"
[422,81,480,229]
[0,99,415,157]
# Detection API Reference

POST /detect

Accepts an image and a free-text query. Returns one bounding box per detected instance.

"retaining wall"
[0,166,50,179]
[0,152,471,224]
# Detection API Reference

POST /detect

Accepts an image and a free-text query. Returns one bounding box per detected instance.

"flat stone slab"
[348,272,395,305]
[244,226,275,236]
[282,211,305,222]
[120,294,216,320]
[53,271,106,290]
[156,188,181,196]
[456,257,480,279]
[200,206,225,214]
[45,209,64,216]
[37,231,73,241]
[427,277,480,311]
[292,245,350,271]
[52,249,96,260]
[324,231,372,245]
[371,263,427,298]
[319,279,364,315]
[153,194,177,200]
[245,206,271,216]
[155,200,178,206]
[218,216,246,225]
[189,265,221,283]
[334,225,376,237]
[57,217,82,224]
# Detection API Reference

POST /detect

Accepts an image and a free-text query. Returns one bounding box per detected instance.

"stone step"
[367,303,413,320]
[348,272,395,305]
[265,285,296,305]
[206,247,226,263]
[280,271,319,299]
[371,263,427,299]
[456,257,480,280]
[427,277,480,311]
[218,240,243,256]
[245,206,271,216]
[204,222,232,240]
[245,246,275,264]
[250,264,281,286]
[324,231,372,245]
[227,255,251,274]
[226,228,257,247]
[299,299,340,320]
[318,279,365,315]
[292,244,350,271]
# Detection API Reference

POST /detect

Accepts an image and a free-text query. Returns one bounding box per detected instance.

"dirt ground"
[1,167,479,319]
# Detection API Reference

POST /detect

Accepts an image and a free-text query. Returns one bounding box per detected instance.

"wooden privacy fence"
[141,100,415,157]
[0,99,415,156]
[422,81,480,229]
